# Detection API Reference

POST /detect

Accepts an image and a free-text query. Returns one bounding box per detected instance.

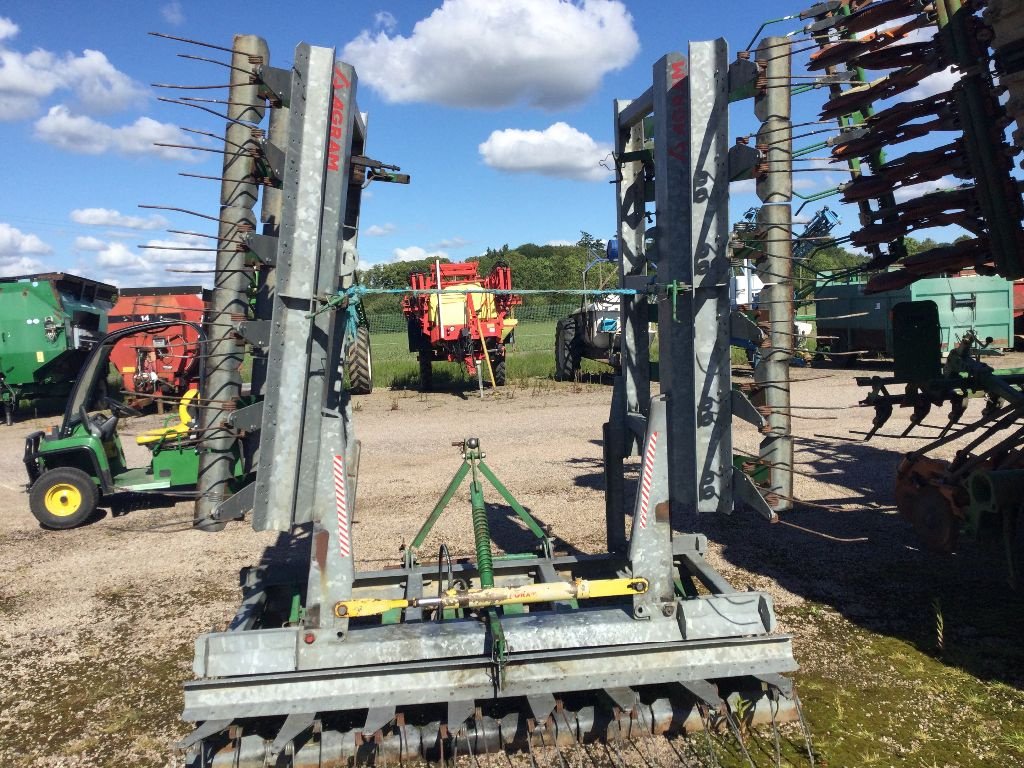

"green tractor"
[23,319,215,529]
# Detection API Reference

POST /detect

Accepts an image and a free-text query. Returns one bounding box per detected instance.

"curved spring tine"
[526,721,543,768]
[556,705,589,768]
[722,708,756,768]
[794,693,816,768]
[607,737,628,768]
[539,718,567,768]
[697,704,722,768]
[464,722,479,768]
[769,695,782,768]
[632,696,667,768]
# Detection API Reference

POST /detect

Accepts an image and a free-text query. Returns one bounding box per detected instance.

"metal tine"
[768,694,782,768]
[605,732,628,768]
[536,717,565,768]
[555,704,587,768]
[180,126,254,152]
[177,52,255,77]
[157,96,264,129]
[526,722,543,768]
[696,704,722,768]
[631,694,667,768]
[793,693,816,768]
[139,204,244,226]
[718,699,757,767]
[149,31,263,58]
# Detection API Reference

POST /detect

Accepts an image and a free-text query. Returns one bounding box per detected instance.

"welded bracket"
[244,232,278,266]
[257,64,292,107]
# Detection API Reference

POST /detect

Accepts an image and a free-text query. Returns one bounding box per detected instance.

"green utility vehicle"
[23,319,215,529]
[0,273,117,425]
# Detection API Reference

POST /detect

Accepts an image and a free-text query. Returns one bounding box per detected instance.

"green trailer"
[0,273,117,424]
[815,273,1014,364]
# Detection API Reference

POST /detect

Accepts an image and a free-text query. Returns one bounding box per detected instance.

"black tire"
[419,354,433,391]
[492,356,506,387]
[29,467,99,530]
[554,318,579,381]
[347,325,373,395]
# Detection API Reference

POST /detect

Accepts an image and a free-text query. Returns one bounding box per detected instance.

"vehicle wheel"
[419,354,433,391]
[554,318,579,381]
[347,325,373,395]
[492,356,506,387]
[29,467,99,530]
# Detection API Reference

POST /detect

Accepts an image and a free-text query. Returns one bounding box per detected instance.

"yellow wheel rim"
[43,483,83,517]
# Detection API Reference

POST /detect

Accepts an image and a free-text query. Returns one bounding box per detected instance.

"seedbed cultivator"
[403,261,520,389]
[148,28,808,768]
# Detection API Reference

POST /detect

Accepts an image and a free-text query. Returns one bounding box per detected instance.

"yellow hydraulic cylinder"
[334,576,648,618]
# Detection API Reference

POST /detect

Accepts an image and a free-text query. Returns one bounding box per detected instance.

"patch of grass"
[368,320,617,390]
[781,606,1024,767]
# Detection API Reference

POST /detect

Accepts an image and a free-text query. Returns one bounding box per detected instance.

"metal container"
[816,273,1014,359]
[0,273,117,423]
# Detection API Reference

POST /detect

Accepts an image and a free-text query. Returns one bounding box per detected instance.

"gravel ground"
[1,362,1023,766]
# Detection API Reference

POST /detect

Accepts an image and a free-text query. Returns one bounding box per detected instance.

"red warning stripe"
[638,431,659,529]
[333,455,351,557]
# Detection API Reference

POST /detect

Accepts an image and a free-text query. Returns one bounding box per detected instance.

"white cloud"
[74,235,107,251]
[35,106,196,160]
[0,222,52,257]
[479,122,611,182]
[0,256,46,277]
[432,236,469,249]
[95,241,143,269]
[70,208,169,230]
[374,11,397,31]
[365,223,396,237]
[0,17,18,41]
[82,233,213,287]
[902,66,957,102]
[545,239,575,246]
[343,0,639,109]
[892,175,959,203]
[0,26,147,119]
[393,245,447,262]
[161,2,185,25]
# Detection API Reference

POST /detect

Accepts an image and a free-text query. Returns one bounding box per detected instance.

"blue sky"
[0,1,966,287]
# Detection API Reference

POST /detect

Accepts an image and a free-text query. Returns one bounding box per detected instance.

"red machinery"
[107,286,206,397]
[402,261,520,389]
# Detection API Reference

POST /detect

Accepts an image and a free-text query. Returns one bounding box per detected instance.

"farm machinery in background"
[107,286,206,404]
[403,260,520,389]
[135,30,811,768]
[0,273,116,426]
[791,0,1024,576]
[859,301,1024,585]
[22,319,218,529]
[554,239,622,380]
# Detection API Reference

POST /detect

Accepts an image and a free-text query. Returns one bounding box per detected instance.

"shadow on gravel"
[700,435,1024,692]
[566,432,1024,689]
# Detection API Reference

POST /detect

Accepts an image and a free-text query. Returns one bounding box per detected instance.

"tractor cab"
[23,319,205,529]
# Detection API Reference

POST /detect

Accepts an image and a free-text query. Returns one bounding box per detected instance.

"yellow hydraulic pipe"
[334,576,648,618]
